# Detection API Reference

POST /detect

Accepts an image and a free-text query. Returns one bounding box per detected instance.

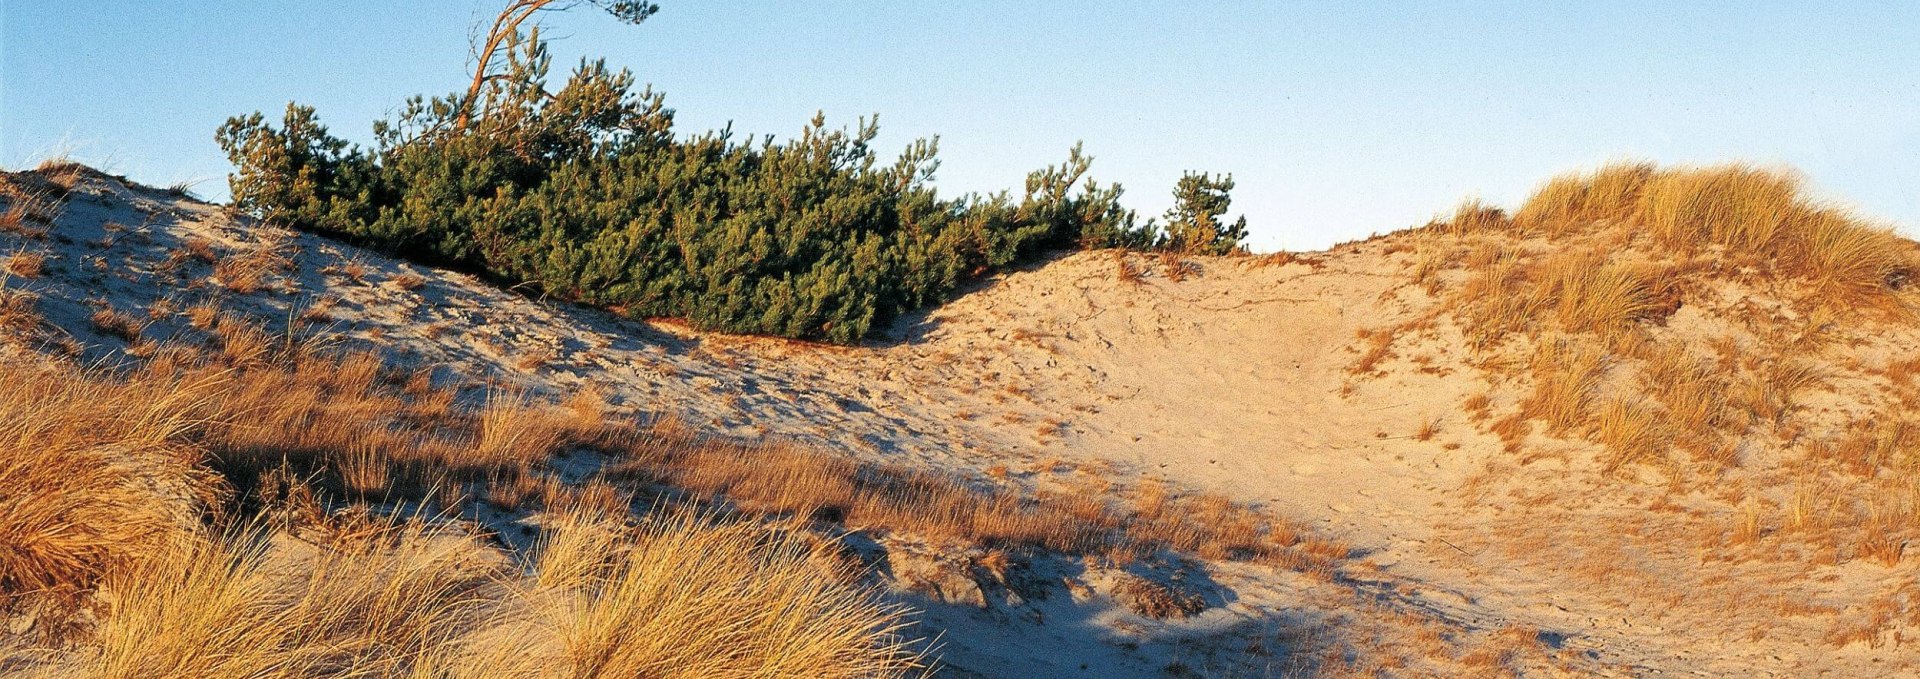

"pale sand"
[10,168,1919,675]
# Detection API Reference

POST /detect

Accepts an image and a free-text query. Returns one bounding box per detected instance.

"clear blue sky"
[4,1,1916,251]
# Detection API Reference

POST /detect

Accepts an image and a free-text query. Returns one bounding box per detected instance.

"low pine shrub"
[217,25,1246,343]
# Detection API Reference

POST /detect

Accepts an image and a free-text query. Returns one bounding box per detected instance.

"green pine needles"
[1160,172,1250,256]
[217,25,1244,343]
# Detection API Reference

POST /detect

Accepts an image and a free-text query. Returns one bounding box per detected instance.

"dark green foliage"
[590,1,660,25]
[1158,172,1249,255]
[218,28,1223,343]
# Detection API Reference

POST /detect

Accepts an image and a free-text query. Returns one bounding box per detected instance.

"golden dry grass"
[1111,573,1206,620]
[1434,199,1511,236]
[1438,164,1918,350]
[389,272,426,291]
[473,388,576,467]
[1518,340,1605,435]
[88,307,144,345]
[0,286,40,336]
[0,178,59,239]
[1539,254,1657,339]
[1349,327,1399,375]
[1516,163,1916,309]
[1641,164,1802,253]
[1592,398,1671,471]
[2,320,1335,673]
[68,523,501,679]
[1643,346,1724,432]
[1158,251,1193,282]
[22,508,916,679]
[1414,417,1441,442]
[1792,208,1911,305]
[3,250,45,278]
[1453,256,1539,349]
[212,237,295,294]
[616,427,1329,567]
[524,511,916,678]
[1512,161,1654,233]
[0,346,922,676]
[0,361,220,598]
[1395,161,1917,488]
[1112,250,1145,285]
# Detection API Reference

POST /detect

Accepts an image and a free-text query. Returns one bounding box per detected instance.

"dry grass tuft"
[1415,417,1442,442]
[0,180,60,238]
[1643,345,1725,434]
[44,507,919,679]
[184,237,220,264]
[1157,251,1194,282]
[1538,252,1657,338]
[1435,198,1511,236]
[474,389,577,467]
[1593,398,1670,471]
[0,361,220,598]
[1516,162,1916,309]
[340,258,368,283]
[525,511,918,678]
[1350,327,1400,376]
[1859,522,1905,567]
[0,287,41,337]
[1113,250,1145,285]
[294,296,337,326]
[389,272,427,291]
[4,250,46,278]
[36,159,89,193]
[1518,340,1606,434]
[1454,258,1539,349]
[1513,161,1655,233]
[1111,573,1206,620]
[1641,164,1802,253]
[1792,209,1913,305]
[1730,500,1765,546]
[89,307,145,345]
[75,522,502,679]
[212,239,295,294]
[1737,359,1820,427]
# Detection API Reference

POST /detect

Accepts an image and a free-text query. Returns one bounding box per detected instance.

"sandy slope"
[10,168,1919,676]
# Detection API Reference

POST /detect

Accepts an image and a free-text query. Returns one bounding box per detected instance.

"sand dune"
[9,166,1920,675]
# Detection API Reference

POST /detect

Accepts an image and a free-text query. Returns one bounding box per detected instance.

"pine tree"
[1159,171,1249,255]
[215,2,1171,344]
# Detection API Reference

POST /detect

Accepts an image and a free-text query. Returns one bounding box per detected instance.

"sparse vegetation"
[1382,162,1919,478]
[0,298,1338,674]
[1347,160,1920,628]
